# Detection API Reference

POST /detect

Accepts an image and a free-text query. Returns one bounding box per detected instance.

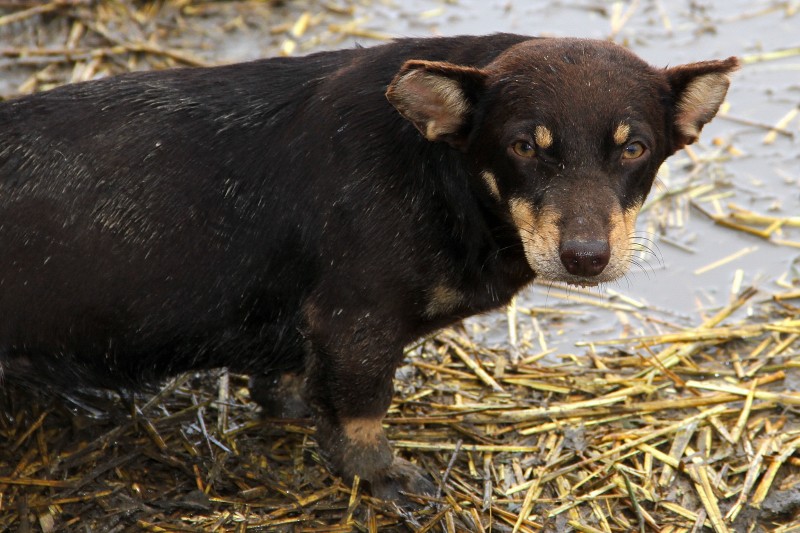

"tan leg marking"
[480,170,501,200]
[343,417,384,447]
[613,123,631,145]
[534,125,553,149]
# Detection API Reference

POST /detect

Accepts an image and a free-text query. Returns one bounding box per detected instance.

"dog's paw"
[368,457,436,503]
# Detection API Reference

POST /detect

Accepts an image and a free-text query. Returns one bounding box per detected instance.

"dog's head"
[387,38,738,286]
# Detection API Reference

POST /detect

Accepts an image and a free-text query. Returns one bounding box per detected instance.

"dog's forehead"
[492,38,652,74]
[485,39,665,128]
[488,38,661,99]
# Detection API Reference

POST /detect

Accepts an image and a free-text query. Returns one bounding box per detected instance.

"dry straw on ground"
[1,1,799,531]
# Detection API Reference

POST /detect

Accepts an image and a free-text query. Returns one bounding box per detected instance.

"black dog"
[0,34,737,499]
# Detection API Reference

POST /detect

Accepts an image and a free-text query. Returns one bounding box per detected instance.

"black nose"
[560,240,610,277]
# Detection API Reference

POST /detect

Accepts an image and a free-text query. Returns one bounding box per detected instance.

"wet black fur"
[0,35,535,391]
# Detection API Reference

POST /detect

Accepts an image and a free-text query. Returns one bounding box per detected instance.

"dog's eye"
[622,142,646,160]
[512,140,536,158]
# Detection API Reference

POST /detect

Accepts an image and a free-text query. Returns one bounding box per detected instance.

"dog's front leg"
[301,304,435,501]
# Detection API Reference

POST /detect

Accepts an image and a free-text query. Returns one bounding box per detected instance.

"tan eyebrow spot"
[343,417,384,446]
[613,123,631,145]
[534,125,553,149]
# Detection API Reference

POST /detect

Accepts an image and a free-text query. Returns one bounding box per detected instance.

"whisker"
[628,231,664,268]
[628,258,652,280]
[612,273,632,291]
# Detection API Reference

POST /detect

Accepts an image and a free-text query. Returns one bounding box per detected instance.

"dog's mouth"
[536,271,606,288]
[508,198,642,289]
[529,253,628,287]
[567,280,601,288]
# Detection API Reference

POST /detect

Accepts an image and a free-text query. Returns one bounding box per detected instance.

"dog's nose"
[560,240,610,277]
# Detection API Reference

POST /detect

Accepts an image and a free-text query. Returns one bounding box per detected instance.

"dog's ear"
[386,60,487,147]
[665,57,740,151]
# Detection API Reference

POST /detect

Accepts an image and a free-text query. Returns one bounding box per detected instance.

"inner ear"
[666,56,740,151]
[386,60,487,147]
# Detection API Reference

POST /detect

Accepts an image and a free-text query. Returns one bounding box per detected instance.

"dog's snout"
[559,240,610,277]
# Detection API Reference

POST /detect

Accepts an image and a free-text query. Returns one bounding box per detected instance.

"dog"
[0,34,737,500]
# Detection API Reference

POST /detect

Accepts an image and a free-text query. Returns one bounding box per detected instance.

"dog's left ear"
[665,57,740,151]
[386,60,488,148]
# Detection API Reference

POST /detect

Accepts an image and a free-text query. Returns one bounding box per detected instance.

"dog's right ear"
[386,60,487,148]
